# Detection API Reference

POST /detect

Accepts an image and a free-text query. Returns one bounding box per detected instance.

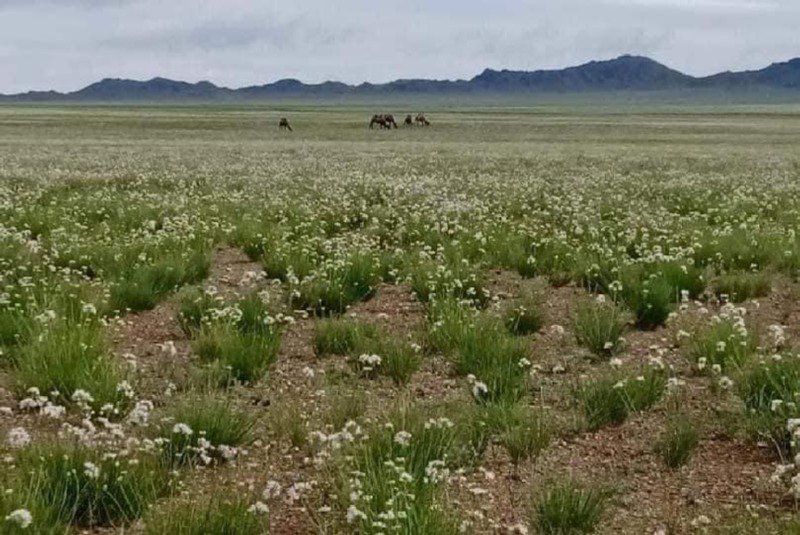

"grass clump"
[323,388,368,430]
[651,261,706,301]
[578,368,666,431]
[488,404,552,465]
[532,480,612,535]
[14,322,129,412]
[293,253,379,315]
[686,309,757,374]
[408,258,486,305]
[9,443,168,529]
[193,324,280,385]
[734,354,800,450]
[454,322,530,405]
[177,285,222,334]
[158,396,255,468]
[0,306,34,347]
[425,298,477,354]
[619,274,674,330]
[327,406,464,534]
[354,334,422,386]
[143,494,268,535]
[110,250,211,313]
[268,401,309,449]
[504,293,546,336]
[262,244,317,281]
[314,318,378,356]
[315,319,421,385]
[573,298,627,359]
[428,299,529,404]
[655,414,699,469]
[715,271,772,302]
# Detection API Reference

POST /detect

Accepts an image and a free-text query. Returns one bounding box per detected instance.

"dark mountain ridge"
[3,55,800,101]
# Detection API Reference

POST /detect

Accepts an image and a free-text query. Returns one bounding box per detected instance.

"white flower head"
[471,381,489,400]
[172,423,193,436]
[5,509,33,529]
[6,427,31,449]
[83,461,100,479]
[248,501,269,515]
[394,430,412,446]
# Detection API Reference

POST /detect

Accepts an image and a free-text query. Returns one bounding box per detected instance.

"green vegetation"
[532,480,612,535]
[143,495,268,535]
[3,103,800,532]
[656,414,700,468]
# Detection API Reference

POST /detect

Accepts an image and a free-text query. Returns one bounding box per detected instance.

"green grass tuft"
[532,480,612,535]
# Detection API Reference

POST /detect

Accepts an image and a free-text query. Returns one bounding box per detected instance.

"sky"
[0,0,798,93]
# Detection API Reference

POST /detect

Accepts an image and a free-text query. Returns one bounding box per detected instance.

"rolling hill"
[2,55,800,101]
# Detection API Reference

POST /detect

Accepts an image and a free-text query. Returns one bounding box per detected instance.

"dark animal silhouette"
[279,117,292,131]
[404,114,413,126]
[415,113,430,126]
[369,114,386,129]
[369,114,398,129]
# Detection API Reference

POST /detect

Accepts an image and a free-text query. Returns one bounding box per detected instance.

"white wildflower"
[394,430,412,446]
[172,423,193,436]
[6,427,31,449]
[4,509,33,529]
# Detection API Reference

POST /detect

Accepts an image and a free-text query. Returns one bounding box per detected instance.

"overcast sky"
[1,0,798,93]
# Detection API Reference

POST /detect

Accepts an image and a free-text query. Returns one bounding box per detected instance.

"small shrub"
[532,480,611,535]
[495,406,551,465]
[235,292,275,336]
[177,286,221,334]
[14,323,129,412]
[0,307,33,347]
[158,396,255,468]
[653,261,706,301]
[408,258,486,305]
[451,320,530,405]
[735,355,800,450]
[314,318,378,356]
[715,271,772,302]
[425,298,477,354]
[323,388,368,430]
[573,298,627,359]
[686,312,757,373]
[372,337,421,386]
[110,250,210,313]
[505,294,545,336]
[655,414,699,469]
[269,401,309,448]
[193,324,280,385]
[12,443,167,528]
[143,495,268,535]
[329,406,462,534]
[620,275,674,330]
[579,369,666,431]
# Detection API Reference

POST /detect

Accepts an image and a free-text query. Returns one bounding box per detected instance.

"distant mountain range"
[3,55,800,102]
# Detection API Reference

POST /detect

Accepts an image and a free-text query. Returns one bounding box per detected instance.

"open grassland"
[2,103,800,533]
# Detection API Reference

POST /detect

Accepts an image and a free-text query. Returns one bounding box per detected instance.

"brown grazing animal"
[369,114,386,129]
[279,117,292,131]
[415,113,430,126]
[404,114,413,126]
[369,114,398,129]
[384,114,398,128]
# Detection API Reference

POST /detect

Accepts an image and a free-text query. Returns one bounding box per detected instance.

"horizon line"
[3,54,799,97]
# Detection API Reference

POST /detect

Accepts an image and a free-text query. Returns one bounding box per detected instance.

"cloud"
[1,0,799,93]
